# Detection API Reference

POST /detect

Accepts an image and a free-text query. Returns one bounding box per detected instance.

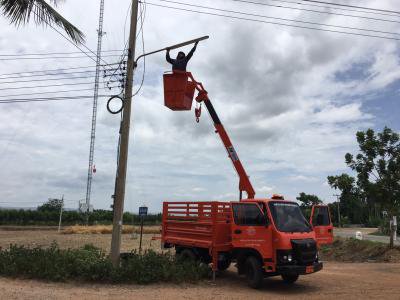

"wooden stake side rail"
[162,201,233,260]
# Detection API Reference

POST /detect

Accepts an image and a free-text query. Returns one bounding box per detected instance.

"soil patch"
[320,237,400,263]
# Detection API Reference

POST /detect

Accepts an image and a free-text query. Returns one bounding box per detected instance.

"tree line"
[297,127,399,247]
[0,208,161,226]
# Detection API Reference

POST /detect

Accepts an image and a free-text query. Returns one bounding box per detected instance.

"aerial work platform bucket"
[163,72,196,111]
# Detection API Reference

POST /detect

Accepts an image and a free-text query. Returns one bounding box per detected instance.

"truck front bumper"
[276,261,323,275]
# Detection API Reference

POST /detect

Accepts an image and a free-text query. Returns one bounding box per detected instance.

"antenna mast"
[85,0,105,222]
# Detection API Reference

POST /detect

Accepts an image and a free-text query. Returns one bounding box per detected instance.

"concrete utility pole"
[333,194,341,227]
[110,0,139,266]
[58,195,64,233]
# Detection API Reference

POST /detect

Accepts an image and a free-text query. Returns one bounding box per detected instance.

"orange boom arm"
[188,73,255,200]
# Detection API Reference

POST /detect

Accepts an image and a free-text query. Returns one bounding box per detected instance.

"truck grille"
[291,239,317,266]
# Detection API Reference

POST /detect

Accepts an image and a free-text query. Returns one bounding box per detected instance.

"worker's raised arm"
[185,41,198,61]
[166,48,173,64]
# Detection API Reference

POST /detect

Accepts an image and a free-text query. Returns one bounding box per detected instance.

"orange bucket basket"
[163,72,196,111]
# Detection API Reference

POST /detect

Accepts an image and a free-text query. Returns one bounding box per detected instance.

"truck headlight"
[283,254,292,262]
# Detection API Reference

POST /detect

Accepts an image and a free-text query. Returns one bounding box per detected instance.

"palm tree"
[0,0,84,44]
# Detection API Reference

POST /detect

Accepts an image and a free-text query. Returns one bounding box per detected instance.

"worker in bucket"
[166,41,198,71]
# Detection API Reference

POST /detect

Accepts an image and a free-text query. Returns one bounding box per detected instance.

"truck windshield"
[268,202,312,233]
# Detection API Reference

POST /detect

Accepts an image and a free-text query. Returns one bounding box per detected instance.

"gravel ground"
[0,263,399,299]
[1,229,399,299]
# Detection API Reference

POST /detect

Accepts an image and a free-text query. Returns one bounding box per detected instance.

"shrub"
[0,243,209,284]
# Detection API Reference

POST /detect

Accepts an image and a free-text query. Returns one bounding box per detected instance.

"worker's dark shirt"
[166,46,196,71]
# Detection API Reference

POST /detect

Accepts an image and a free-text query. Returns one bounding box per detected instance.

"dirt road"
[1,262,399,299]
[334,228,400,246]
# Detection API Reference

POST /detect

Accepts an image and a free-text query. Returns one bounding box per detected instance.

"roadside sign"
[139,206,148,216]
[138,205,148,254]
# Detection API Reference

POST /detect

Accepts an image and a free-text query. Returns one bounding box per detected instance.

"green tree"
[296,192,323,208]
[296,192,323,219]
[38,198,62,212]
[327,174,365,225]
[0,0,84,43]
[345,127,400,247]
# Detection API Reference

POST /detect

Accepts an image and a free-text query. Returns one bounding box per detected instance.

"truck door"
[231,202,273,265]
[310,205,333,245]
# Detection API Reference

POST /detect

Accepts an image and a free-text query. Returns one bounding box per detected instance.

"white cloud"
[0,0,399,212]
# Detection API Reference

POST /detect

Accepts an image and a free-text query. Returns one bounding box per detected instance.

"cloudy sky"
[0,0,399,213]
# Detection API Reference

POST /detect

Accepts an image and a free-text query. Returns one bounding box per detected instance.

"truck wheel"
[281,274,299,284]
[245,256,263,289]
[178,249,197,262]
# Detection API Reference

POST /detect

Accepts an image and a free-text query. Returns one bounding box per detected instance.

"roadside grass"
[0,242,209,284]
[320,237,400,263]
[61,225,160,235]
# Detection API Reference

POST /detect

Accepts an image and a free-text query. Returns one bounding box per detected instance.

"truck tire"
[245,256,263,289]
[177,248,197,262]
[281,274,299,284]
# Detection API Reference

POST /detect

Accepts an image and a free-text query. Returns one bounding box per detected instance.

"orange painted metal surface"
[162,199,321,273]
[162,71,255,199]
[161,71,329,279]
[310,205,334,246]
[163,72,196,110]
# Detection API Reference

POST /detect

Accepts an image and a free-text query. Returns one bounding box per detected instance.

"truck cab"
[232,197,323,287]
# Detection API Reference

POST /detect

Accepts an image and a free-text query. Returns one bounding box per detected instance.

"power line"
[31,3,115,73]
[0,63,120,77]
[0,75,96,85]
[146,2,400,41]
[300,0,400,15]
[133,0,147,96]
[0,95,109,104]
[158,0,400,37]
[0,54,122,61]
[0,70,97,80]
[0,49,125,57]
[0,81,101,91]
[260,0,400,18]
[0,88,100,98]
[227,0,400,24]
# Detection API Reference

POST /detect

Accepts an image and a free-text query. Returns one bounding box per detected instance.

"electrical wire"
[0,88,100,98]
[31,3,116,74]
[0,54,123,61]
[146,2,400,41]
[0,81,103,91]
[0,49,125,57]
[256,0,400,18]
[0,63,119,78]
[300,0,400,15]
[133,0,147,96]
[0,75,97,85]
[0,70,97,80]
[0,95,109,104]
[106,0,148,92]
[227,0,400,24]
[158,0,400,37]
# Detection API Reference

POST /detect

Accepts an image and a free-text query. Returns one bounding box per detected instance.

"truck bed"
[162,201,232,252]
